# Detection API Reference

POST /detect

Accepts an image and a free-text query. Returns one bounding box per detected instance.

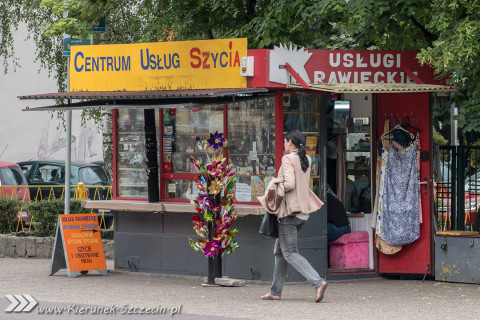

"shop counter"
[83,200,265,216]
[82,200,327,281]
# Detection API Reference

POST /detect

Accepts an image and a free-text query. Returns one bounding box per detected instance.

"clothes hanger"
[402,114,421,133]
[380,124,415,141]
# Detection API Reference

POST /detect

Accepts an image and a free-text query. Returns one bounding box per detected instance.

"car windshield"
[0,167,27,185]
[79,167,109,185]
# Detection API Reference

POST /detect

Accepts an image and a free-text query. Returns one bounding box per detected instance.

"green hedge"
[26,199,90,237]
[0,198,22,234]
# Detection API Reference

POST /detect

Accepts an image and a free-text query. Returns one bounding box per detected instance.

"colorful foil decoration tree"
[188,131,238,283]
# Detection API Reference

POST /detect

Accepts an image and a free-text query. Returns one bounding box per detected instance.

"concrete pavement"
[0,257,479,320]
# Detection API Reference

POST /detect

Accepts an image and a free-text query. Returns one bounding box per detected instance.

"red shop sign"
[268,47,443,85]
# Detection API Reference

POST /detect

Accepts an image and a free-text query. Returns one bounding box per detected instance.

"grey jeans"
[270,216,324,296]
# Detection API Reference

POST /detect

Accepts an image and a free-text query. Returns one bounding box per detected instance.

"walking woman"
[259,130,327,302]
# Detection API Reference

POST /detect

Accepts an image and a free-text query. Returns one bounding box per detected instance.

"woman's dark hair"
[284,129,309,172]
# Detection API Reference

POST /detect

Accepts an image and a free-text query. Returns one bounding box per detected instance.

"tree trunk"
[101,109,113,179]
[204,29,214,39]
[246,0,257,21]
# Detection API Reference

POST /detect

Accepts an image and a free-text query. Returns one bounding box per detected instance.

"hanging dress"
[374,145,402,254]
[372,119,402,254]
[414,133,423,224]
[374,146,388,238]
[382,145,420,245]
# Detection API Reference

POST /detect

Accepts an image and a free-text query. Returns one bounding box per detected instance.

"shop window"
[116,109,158,198]
[162,105,224,199]
[159,97,275,203]
[227,97,276,202]
[283,93,321,195]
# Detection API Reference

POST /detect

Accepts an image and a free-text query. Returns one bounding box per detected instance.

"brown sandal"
[261,292,281,300]
[315,282,328,303]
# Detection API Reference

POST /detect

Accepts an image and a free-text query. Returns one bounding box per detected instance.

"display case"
[116,109,159,198]
[228,97,276,202]
[283,93,321,195]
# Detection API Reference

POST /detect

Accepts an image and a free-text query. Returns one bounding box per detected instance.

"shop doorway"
[376,93,433,275]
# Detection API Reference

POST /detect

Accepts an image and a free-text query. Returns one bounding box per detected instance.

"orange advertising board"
[59,214,106,272]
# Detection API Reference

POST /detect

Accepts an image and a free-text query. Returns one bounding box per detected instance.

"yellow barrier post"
[93,188,101,200]
[35,186,43,201]
[99,210,106,229]
[15,211,24,232]
[48,186,56,200]
[77,182,87,201]
[106,187,112,200]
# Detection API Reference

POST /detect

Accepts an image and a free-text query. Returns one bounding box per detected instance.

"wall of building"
[0,24,103,164]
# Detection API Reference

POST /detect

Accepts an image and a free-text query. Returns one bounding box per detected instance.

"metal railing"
[435,146,480,232]
[0,184,113,233]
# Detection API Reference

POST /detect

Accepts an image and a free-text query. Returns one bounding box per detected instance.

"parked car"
[90,160,111,185]
[464,172,480,193]
[0,161,31,225]
[17,160,113,228]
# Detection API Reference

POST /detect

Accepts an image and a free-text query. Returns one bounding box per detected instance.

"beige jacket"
[258,152,324,218]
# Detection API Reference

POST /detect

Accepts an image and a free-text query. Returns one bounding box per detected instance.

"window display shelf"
[235,174,273,177]
[169,152,204,154]
[118,151,145,155]
[284,112,320,115]
[119,183,147,187]
[118,193,147,198]
[176,132,211,136]
[230,153,275,156]
[118,132,145,135]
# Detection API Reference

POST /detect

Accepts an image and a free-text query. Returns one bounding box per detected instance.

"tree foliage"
[417,0,480,133]
[1,0,480,133]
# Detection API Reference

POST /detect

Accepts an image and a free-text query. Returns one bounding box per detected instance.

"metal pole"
[207,218,216,285]
[206,178,222,285]
[214,192,222,279]
[65,52,72,215]
[451,100,458,146]
[65,103,72,214]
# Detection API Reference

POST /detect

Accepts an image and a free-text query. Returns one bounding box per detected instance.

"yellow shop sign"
[70,38,247,91]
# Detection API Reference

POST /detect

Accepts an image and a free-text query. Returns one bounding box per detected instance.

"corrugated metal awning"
[18,88,268,100]
[287,83,454,93]
[18,88,270,111]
